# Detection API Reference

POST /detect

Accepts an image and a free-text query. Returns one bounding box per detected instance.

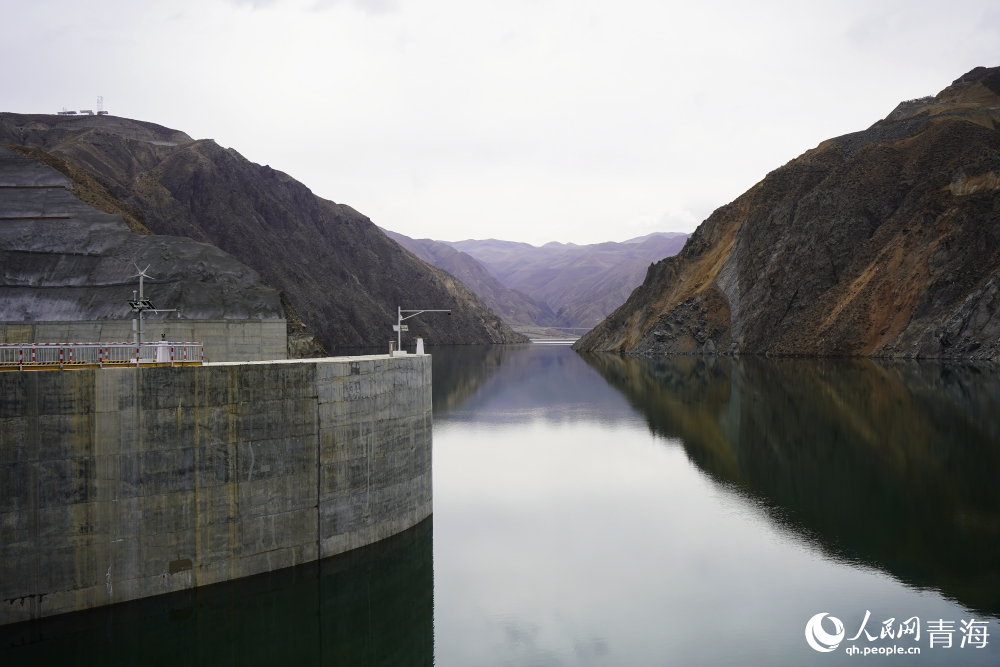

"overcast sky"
[3,0,999,245]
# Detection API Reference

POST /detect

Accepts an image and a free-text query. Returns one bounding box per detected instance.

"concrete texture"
[0,354,432,625]
[0,320,287,363]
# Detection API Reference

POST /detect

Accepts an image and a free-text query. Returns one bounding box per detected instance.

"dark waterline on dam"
[3,345,1000,665]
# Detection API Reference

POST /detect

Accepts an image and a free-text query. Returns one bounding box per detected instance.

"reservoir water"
[2,344,999,665]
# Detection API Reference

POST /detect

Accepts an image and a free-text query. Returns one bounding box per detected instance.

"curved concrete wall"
[0,354,432,625]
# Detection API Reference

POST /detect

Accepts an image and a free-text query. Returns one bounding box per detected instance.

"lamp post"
[395,306,450,353]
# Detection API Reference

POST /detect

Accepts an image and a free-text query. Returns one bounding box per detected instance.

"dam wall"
[0,320,288,362]
[0,354,432,625]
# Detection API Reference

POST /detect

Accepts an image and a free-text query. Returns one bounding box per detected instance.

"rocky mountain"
[576,66,1000,361]
[0,145,282,322]
[380,229,557,328]
[445,233,689,329]
[0,113,527,348]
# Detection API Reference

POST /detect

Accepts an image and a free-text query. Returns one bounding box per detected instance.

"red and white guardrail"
[0,342,205,370]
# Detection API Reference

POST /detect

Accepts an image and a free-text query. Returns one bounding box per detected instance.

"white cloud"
[312,0,400,14]
[229,0,400,14]
[2,0,998,245]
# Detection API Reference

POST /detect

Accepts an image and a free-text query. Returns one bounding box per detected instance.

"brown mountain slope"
[576,66,1000,360]
[3,145,152,235]
[0,113,526,348]
[380,229,557,327]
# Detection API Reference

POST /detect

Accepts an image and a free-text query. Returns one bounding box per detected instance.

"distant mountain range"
[0,113,526,349]
[576,65,1000,361]
[380,230,557,327]
[384,231,689,330]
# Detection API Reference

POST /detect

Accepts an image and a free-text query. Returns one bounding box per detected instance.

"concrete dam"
[0,354,433,626]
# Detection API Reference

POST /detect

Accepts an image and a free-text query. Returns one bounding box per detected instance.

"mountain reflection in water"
[580,353,1000,616]
[0,518,433,667]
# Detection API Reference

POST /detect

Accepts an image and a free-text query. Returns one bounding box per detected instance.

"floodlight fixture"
[396,307,451,352]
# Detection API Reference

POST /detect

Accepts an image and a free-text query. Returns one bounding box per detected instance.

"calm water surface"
[3,344,999,666]
[432,345,1000,666]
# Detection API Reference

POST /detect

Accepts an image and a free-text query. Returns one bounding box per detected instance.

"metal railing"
[0,342,204,370]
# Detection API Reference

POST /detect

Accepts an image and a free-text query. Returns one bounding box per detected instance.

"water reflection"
[430,344,635,423]
[0,518,433,667]
[581,353,1000,616]
[428,343,519,413]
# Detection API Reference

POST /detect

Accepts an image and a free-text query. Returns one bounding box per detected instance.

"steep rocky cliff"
[575,66,1000,360]
[0,114,526,348]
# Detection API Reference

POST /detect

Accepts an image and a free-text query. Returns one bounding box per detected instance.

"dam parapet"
[0,341,206,370]
[0,353,432,626]
[0,320,287,364]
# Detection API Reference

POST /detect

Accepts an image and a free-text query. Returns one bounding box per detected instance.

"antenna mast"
[128,265,155,344]
[97,96,104,113]
[127,264,178,343]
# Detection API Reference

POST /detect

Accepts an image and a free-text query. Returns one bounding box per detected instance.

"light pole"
[395,306,450,353]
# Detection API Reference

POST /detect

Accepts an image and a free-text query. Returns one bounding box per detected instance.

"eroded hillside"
[0,145,282,322]
[576,66,1000,360]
